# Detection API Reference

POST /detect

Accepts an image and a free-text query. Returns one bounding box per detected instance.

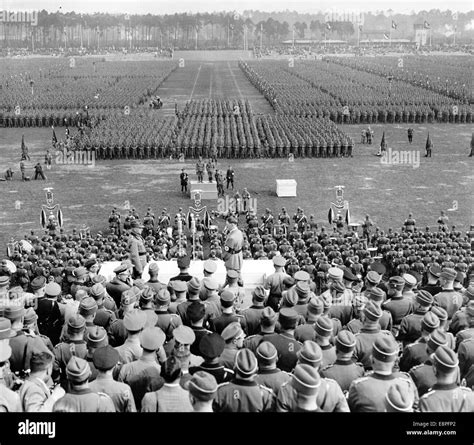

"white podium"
[276,179,297,197]
[190,180,217,200]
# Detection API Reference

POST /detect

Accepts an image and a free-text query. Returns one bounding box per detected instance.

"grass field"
[1,123,472,248]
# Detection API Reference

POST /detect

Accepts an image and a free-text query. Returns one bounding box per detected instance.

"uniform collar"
[320,344,334,350]
[258,368,280,374]
[200,362,224,371]
[361,325,380,333]
[372,373,396,381]
[232,378,257,387]
[432,382,458,391]
[69,387,93,395]
[335,359,356,366]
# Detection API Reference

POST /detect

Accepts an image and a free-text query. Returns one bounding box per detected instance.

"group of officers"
[180,161,235,195]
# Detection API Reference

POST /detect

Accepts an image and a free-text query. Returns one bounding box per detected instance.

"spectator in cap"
[430,306,455,349]
[70,267,90,300]
[276,341,349,413]
[327,281,352,326]
[115,309,147,364]
[382,276,414,337]
[320,267,344,305]
[345,294,369,335]
[219,322,246,369]
[29,275,46,301]
[399,312,440,372]
[138,287,158,328]
[169,325,202,374]
[320,330,364,393]
[255,341,291,393]
[294,296,324,343]
[189,333,233,384]
[89,346,136,412]
[199,277,221,320]
[36,282,63,346]
[266,308,302,373]
[168,255,194,284]
[61,356,115,412]
[240,285,267,336]
[349,336,417,412]
[19,351,65,412]
[118,327,165,386]
[419,346,474,412]
[209,290,246,335]
[409,329,448,396]
[244,307,278,353]
[85,326,109,381]
[313,316,336,368]
[291,364,321,412]
[449,285,474,335]
[293,280,313,320]
[221,269,246,313]
[385,382,414,412]
[420,265,442,296]
[363,270,382,296]
[402,273,418,301]
[398,290,434,347]
[106,263,133,307]
[188,371,218,412]
[168,280,188,313]
[0,341,22,412]
[105,289,139,349]
[85,258,99,282]
[434,268,463,320]
[78,297,99,335]
[142,356,193,412]
[145,262,166,294]
[186,302,212,357]
[89,282,118,320]
[22,307,54,353]
[264,255,291,312]
[222,216,244,280]
[455,302,474,349]
[365,287,392,332]
[213,348,274,412]
[52,314,88,388]
[176,277,202,326]
[153,288,182,342]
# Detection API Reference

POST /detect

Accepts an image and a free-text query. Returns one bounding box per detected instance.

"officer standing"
[127,220,147,279]
[206,159,215,183]
[180,168,189,193]
[407,128,414,144]
[196,156,205,183]
[223,216,244,278]
[226,165,235,190]
[34,162,46,180]
[254,341,291,394]
[264,256,290,312]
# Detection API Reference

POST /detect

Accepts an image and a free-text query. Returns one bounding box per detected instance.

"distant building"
[413,24,428,46]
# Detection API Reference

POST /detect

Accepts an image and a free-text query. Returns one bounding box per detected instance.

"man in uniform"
[264,255,290,312]
[196,156,205,183]
[106,263,133,307]
[397,290,433,346]
[226,165,235,190]
[128,220,147,279]
[213,348,274,412]
[407,127,414,144]
[108,208,121,236]
[188,371,218,412]
[180,168,189,193]
[0,341,22,412]
[434,268,463,320]
[244,307,278,354]
[206,159,215,183]
[241,286,267,336]
[419,346,474,412]
[115,310,147,364]
[154,288,182,342]
[255,341,291,394]
[223,216,244,278]
[348,336,418,412]
[219,322,246,369]
[382,276,414,337]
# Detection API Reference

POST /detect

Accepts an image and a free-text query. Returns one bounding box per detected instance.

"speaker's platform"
[190,180,218,200]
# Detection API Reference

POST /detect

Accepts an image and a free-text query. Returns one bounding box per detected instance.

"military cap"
[66,356,91,383]
[187,302,206,323]
[221,321,243,342]
[336,330,356,353]
[364,301,382,321]
[421,312,440,332]
[433,345,459,373]
[307,297,324,316]
[73,267,88,279]
[171,280,187,293]
[370,262,386,276]
[187,277,201,294]
[273,255,286,267]
[140,327,165,351]
[315,316,333,338]
[67,314,86,333]
[93,311,113,328]
[203,277,218,291]
[173,325,195,345]
[295,281,310,299]
[372,336,399,362]
[113,263,129,274]
[279,308,298,329]
[177,255,190,269]
[0,276,9,287]
[85,258,98,269]
[89,283,106,299]
[292,364,321,396]
[343,269,358,282]
[122,310,147,332]
[416,290,433,306]
[121,290,137,306]
[385,383,414,412]
[86,326,108,349]
[79,297,98,317]
[354,294,369,309]
[294,270,310,282]
[256,341,278,366]
[93,345,119,371]
[440,268,456,281]
[252,285,266,302]
[463,286,474,301]
[199,333,225,359]
[226,215,238,224]
[30,351,54,372]
[155,288,171,305]
[235,348,258,377]
[428,264,441,278]
[327,267,343,280]
[466,301,474,318]
[148,262,159,273]
[427,329,448,352]
[402,274,417,287]
[430,306,448,322]
[261,307,277,326]
[23,307,38,325]
[30,276,46,290]
[203,260,217,274]
[4,306,25,321]
[0,317,16,340]
[367,287,385,302]
[133,280,146,291]
[220,290,235,304]
[297,341,322,366]
[331,281,346,295]
[389,276,405,287]
[140,287,155,302]
[282,290,298,308]
[226,269,239,280]
[188,371,218,401]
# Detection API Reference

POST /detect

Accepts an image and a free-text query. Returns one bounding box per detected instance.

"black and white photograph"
[0,0,472,442]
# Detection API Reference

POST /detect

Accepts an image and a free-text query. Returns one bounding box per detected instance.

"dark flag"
[391,20,398,30]
[426,133,432,149]
[21,134,26,152]
[328,207,335,224]
[380,132,387,149]
[52,126,58,147]
[20,135,30,160]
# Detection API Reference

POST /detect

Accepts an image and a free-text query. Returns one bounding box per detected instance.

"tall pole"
[292,26,295,52]
[31,28,35,52]
[260,23,263,52]
[357,24,360,47]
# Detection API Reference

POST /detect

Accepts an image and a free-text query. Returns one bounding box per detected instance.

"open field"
[0,124,472,248]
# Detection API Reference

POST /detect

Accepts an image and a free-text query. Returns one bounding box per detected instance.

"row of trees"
[1,10,473,49]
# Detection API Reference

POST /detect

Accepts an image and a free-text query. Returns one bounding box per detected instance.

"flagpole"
[260,23,263,52]
[357,24,360,47]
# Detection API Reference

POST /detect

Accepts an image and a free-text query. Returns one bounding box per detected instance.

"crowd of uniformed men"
[0,204,473,412]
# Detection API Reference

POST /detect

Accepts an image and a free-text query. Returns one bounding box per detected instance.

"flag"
[380,132,386,149]
[326,22,332,31]
[52,126,58,146]
[21,135,26,152]
[383,33,390,40]
[471,133,474,150]
[328,207,335,224]
[426,133,432,149]
[391,20,397,30]
[345,206,351,225]
[424,21,430,29]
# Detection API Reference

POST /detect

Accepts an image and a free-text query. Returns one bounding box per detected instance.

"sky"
[2,0,473,14]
